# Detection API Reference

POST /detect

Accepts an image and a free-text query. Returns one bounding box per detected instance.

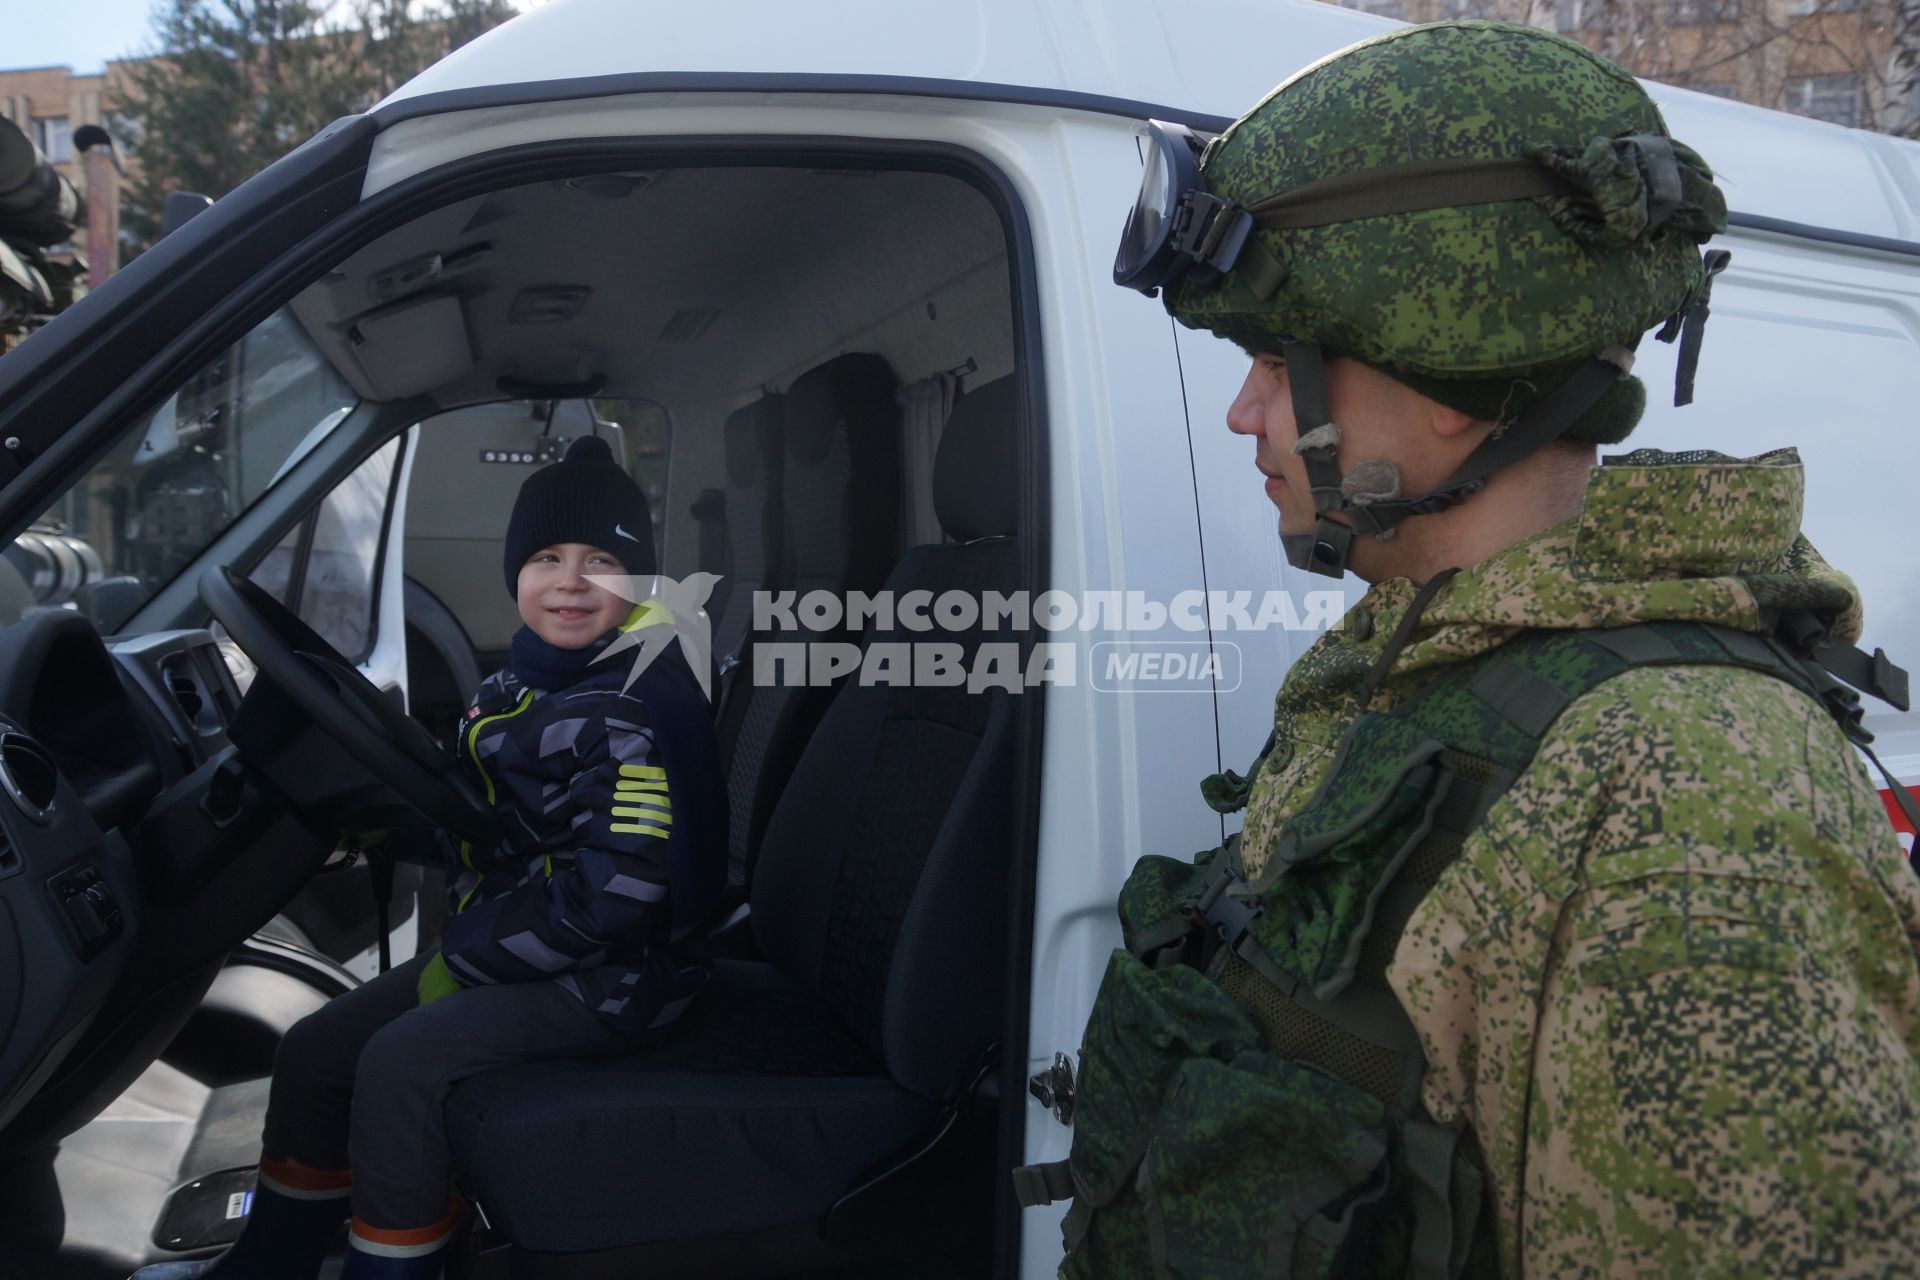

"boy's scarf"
[508,625,619,693]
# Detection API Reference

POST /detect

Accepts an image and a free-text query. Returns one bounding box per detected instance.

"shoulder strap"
[1461,619,1920,835]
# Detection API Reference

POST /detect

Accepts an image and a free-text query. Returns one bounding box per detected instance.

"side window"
[251,438,402,661]
[595,399,672,556]
[6,306,358,632]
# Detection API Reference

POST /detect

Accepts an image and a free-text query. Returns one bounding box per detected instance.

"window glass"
[3,306,358,632]
[251,439,400,660]
[35,117,72,164]
[1785,73,1863,126]
[1665,0,1739,21]
[594,398,673,557]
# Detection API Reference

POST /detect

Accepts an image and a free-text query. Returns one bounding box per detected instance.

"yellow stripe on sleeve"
[612,805,672,823]
[618,764,667,780]
[610,822,672,839]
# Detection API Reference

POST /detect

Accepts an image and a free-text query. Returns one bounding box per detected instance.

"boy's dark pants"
[261,951,622,1230]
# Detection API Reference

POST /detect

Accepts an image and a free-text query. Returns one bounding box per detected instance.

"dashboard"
[0,608,299,1145]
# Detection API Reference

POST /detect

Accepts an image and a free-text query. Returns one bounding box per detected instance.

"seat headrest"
[934,375,1019,543]
[723,393,782,488]
[785,353,897,466]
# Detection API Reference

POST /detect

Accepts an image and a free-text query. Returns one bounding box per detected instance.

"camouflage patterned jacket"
[439,643,726,1033]
[1236,448,1920,1276]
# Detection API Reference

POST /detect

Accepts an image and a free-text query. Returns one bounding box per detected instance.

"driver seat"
[442,376,1023,1271]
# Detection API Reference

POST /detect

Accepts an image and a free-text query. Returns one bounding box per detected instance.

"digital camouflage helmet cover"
[1124,21,1730,576]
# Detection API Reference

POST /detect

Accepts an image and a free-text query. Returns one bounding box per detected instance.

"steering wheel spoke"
[200,566,500,847]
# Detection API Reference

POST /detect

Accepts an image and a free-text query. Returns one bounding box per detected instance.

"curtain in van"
[900,372,958,547]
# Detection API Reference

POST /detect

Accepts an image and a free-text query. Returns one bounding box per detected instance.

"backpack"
[1014,615,1913,1280]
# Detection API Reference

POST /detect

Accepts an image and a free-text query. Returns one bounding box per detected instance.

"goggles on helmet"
[1112,120,1255,299]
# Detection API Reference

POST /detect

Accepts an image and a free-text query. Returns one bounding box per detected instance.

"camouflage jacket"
[1237,448,1920,1276]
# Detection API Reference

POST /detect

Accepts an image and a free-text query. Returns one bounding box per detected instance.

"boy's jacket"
[441,640,726,1033]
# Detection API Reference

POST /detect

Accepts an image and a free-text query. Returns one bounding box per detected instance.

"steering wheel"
[199,565,499,846]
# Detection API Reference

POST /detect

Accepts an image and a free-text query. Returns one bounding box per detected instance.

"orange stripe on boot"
[257,1152,352,1200]
[349,1199,459,1259]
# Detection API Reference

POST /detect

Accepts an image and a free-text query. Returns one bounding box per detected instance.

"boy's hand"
[416,952,463,1006]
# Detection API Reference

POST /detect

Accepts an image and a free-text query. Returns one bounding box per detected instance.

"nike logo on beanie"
[615,524,641,542]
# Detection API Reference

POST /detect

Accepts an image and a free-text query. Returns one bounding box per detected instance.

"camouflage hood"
[1254,446,1862,761]
[1372,448,1861,689]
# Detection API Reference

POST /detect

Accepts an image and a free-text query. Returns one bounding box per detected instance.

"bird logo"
[586,572,724,700]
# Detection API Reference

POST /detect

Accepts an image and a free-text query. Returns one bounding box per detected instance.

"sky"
[8,0,164,72]
[5,1,547,74]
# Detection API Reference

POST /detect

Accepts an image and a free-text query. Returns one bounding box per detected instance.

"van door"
[1174,321,1368,833]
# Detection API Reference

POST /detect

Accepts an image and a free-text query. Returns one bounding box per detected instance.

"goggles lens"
[1113,120,1204,295]
[1113,120,1254,300]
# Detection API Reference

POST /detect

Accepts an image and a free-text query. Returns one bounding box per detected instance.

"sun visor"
[347,293,474,399]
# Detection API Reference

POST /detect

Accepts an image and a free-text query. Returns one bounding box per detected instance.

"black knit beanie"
[502,436,657,597]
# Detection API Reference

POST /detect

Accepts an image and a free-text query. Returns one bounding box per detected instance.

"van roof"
[382,0,1920,246]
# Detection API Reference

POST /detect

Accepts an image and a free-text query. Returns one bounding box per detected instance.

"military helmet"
[1116,21,1730,576]
[1170,21,1724,393]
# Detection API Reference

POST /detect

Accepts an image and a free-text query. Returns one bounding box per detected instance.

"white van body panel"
[382,0,1920,242]
[363,2,1920,1268]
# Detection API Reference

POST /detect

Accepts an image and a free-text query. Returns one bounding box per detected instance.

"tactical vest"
[1014,616,1914,1280]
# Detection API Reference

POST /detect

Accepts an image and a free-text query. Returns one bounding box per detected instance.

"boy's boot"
[337,1204,459,1280]
[128,1156,350,1279]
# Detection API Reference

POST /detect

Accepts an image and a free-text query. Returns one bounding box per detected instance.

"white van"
[0,0,1914,1275]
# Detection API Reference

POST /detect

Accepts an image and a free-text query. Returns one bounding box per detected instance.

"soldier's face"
[517,543,632,647]
[1225,351,1486,569]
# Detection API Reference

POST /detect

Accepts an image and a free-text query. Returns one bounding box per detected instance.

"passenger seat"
[715,353,900,894]
[695,392,786,691]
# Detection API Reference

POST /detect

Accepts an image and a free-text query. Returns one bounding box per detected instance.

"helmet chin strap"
[1276,340,1361,578]
[1275,338,1636,579]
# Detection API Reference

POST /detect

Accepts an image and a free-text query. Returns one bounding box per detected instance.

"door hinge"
[1027,1052,1076,1126]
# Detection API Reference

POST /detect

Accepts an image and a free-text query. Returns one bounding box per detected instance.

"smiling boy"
[135,435,727,1280]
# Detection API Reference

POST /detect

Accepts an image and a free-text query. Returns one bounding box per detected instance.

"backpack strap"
[1011,1158,1075,1209]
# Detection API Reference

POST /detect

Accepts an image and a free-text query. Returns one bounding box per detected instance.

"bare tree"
[1892,0,1920,135]
[1338,0,1918,135]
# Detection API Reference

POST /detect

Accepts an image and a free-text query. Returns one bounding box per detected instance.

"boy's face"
[516,543,631,648]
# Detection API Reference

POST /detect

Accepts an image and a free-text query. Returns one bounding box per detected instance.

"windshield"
[2,307,358,633]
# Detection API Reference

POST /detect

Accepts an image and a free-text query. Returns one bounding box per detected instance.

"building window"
[107,111,143,156]
[1352,0,1409,18]
[35,116,72,164]
[1689,81,1739,99]
[1554,0,1586,32]
[1785,74,1863,126]
[1665,0,1738,23]
[1788,0,1861,14]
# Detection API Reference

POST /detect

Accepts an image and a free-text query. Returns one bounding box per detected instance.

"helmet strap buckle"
[1655,248,1732,407]
[1171,191,1255,285]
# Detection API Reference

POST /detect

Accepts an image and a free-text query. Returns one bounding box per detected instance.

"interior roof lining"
[291,161,1013,413]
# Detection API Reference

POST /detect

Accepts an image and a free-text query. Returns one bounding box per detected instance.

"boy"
[136,436,727,1279]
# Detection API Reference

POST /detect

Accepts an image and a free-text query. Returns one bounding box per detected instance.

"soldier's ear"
[1427,401,1481,440]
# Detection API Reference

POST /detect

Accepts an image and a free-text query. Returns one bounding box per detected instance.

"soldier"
[1023,19,1920,1278]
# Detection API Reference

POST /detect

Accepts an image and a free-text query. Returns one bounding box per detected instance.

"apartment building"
[0,62,138,268]
[1338,0,1916,133]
